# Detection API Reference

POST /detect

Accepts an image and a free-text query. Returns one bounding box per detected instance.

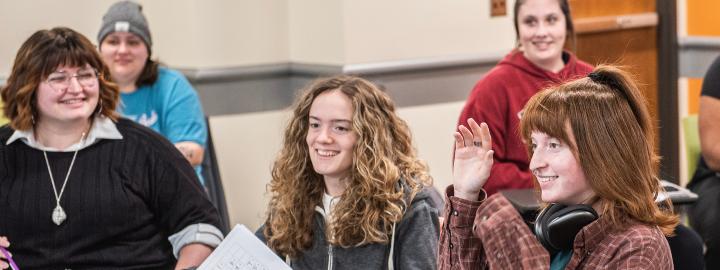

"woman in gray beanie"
[98,0,209,185]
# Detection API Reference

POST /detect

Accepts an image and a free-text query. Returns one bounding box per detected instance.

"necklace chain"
[42,132,86,225]
[43,148,80,205]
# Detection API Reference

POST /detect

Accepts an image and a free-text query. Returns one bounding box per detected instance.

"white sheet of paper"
[198,224,291,270]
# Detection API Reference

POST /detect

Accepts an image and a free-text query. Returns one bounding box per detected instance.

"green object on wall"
[0,99,7,126]
[683,115,700,181]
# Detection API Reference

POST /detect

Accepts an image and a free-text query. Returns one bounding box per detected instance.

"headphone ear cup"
[535,204,598,253]
[545,205,593,250]
[534,203,565,254]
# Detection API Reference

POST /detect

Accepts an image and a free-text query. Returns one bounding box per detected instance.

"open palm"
[453,118,494,201]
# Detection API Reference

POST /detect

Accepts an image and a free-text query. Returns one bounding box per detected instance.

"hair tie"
[587,72,602,83]
[587,72,613,86]
[587,71,628,100]
[588,70,641,125]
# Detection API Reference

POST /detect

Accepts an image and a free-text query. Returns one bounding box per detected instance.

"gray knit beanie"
[97,1,152,47]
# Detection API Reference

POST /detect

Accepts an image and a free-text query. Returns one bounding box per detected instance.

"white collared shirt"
[5,117,123,151]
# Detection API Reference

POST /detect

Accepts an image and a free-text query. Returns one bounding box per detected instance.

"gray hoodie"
[256,184,440,270]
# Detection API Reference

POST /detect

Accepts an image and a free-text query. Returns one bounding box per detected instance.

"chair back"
[202,117,231,234]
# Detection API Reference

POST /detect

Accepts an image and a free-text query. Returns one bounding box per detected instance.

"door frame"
[657,0,679,183]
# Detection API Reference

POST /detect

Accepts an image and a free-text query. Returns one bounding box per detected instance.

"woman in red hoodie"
[458,0,592,195]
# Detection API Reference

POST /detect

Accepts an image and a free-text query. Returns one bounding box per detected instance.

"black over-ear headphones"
[534,203,598,254]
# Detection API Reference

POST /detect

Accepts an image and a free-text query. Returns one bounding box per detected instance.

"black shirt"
[0,118,220,269]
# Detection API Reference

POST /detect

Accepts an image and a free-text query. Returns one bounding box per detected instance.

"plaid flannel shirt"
[438,186,673,270]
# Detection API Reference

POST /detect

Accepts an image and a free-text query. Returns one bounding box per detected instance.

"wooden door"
[570,0,658,120]
[568,0,679,181]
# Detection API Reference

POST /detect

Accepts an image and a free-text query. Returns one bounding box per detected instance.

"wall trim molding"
[178,52,505,82]
[175,52,505,115]
[341,51,506,75]
[679,36,720,49]
[2,52,506,87]
[177,63,290,83]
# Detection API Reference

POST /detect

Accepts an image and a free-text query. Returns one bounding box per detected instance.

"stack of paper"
[198,224,291,270]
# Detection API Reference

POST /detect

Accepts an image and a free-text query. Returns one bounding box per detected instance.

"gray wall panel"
[365,65,491,108]
[186,54,500,116]
[679,37,720,78]
[193,75,292,115]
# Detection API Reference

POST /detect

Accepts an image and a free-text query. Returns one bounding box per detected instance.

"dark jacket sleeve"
[395,195,439,269]
[255,224,268,243]
[148,134,221,234]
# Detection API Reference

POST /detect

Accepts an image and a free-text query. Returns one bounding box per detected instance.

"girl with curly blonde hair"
[256,75,439,269]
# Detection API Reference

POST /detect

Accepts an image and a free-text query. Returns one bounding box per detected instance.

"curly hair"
[263,75,432,257]
[1,27,119,131]
[520,65,677,235]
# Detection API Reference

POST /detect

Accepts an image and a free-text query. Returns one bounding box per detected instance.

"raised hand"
[453,118,494,201]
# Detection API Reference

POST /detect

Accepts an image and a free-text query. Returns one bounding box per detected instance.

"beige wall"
[398,102,466,193]
[0,0,289,76]
[285,0,517,64]
[2,1,517,229]
[342,0,515,64]
[210,110,289,230]
[160,0,289,68]
[0,0,108,76]
[287,0,345,65]
[2,0,515,76]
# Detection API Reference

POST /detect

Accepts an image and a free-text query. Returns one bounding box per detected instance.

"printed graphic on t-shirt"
[127,110,159,127]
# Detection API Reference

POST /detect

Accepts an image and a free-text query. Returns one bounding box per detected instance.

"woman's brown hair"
[263,75,432,257]
[136,59,159,87]
[1,27,119,130]
[520,65,677,235]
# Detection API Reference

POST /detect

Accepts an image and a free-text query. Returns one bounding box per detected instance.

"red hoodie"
[458,50,593,196]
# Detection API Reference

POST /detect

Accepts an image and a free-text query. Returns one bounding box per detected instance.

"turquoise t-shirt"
[550,250,573,270]
[118,67,207,185]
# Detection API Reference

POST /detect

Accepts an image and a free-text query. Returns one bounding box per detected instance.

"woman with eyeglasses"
[0,27,222,269]
[97,1,208,185]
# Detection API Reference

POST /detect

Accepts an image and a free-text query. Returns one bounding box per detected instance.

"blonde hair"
[263,75,432,257]
[520,65,677,235]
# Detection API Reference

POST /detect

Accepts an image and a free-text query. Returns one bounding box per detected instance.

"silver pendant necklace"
[42,132,85,226]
